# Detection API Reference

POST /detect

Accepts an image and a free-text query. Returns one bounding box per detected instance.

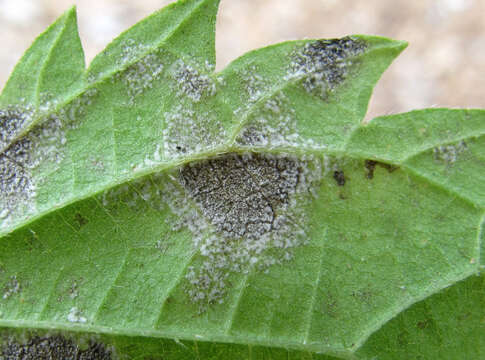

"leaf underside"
[0,0,484,359]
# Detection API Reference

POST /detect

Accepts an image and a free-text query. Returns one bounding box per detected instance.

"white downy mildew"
[2,275,20,300]
[1,114,67,229]
[98,152,323,310]
[241,64,266,104]
[287,37,366,99]
[433,140,467,164]
[170,59,216,102]
[116,51,165,104]
[0,106,34,151]
[162,105,226,157]
[236,92,324,150]
[67,307,87,323]
[169,152,323,310]
[0,87,98,231]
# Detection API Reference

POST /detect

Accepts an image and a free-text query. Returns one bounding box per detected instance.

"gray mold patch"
[2,275,20,300]
[0,107,34,151]
[170,59,216,102]
[59,88,98,125]
[0,112,69,230]
[236,92,299,148]
[168,152,322,309]
[433,140,467,164]
[241,64,266,104]
[288,37,367,99]
[116,51,165,104]
[0,142,35,221]
[236,92,323,150]
[1,335,112,359]
[162,105,226,157]
[180,153,301,240]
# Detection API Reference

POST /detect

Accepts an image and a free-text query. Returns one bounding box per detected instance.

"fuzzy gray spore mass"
[0,335,112,360]
[0,139,34,219]
[171,60,216,102]
[291,37,366,97]
[179,153,301,240]
[0,108,31,151]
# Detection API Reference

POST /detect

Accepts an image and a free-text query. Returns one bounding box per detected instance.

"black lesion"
[364,159,399,179]
[179,153,302,240]
[291,37,367,98]
[333,170,346,186]
[1,335,112,360]
[74,213,88,229]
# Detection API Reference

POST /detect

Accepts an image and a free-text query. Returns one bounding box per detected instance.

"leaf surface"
[0,0,484,359]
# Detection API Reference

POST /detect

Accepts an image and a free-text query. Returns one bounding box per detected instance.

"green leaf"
[0,0,484,359]
[0,7,85,153]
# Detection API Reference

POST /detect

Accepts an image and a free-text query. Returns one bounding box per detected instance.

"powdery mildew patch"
[97,151,322,310]
[0,89,98,231]
[0,107,34,151]
[116,50,165,104]
[170,59,217,102]
[433,140,467,164]
[164,152,322,310]
[2,276,20,300]
[162,105,226,157]
[0,335,112,360]
[240,64,266,104]
[236,92,299,147]
[67,307,87,324]
[287,37,366,99]
[0,114,66,228]
[236,92,324,150]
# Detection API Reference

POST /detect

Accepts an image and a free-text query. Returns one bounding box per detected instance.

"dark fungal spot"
[174,152,322,308]
[364,159,399,179]
[74,213,88,229]
[179,152,302,240]
[0,109,36,218]
[290,37,367,98]
[333,170,346,186]
[0,108,33,151]
[0,335,112,359]
[364,160,377,179]
[171,59,216,102]
[0,138,35,219]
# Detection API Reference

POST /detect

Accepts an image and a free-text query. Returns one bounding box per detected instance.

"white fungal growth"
[237,92,296,147]
[100,175,164,212]
[0,106,34,151]
[0,86,98,231]
[0,146,36,221]
[288,37,367,98]
[117,51,164,103]
[69,281,79,299]
[118,38,150,67]
[67,307,87,323]
[98,152,322,310]
[0,106,85,232]
[2,275,20,300]
[241,64,266,103]
[162,105,226,157]
[167,152,322,309]
[170,59,216,102]
[236,92,324,150]
[433,140,467,164]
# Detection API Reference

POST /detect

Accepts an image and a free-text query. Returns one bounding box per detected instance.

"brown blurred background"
[1,0,484,120]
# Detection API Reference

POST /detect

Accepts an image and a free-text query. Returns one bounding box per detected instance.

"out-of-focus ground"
[0,0,484,120]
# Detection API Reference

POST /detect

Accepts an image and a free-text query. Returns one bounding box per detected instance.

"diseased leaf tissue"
[0,0,484,359]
